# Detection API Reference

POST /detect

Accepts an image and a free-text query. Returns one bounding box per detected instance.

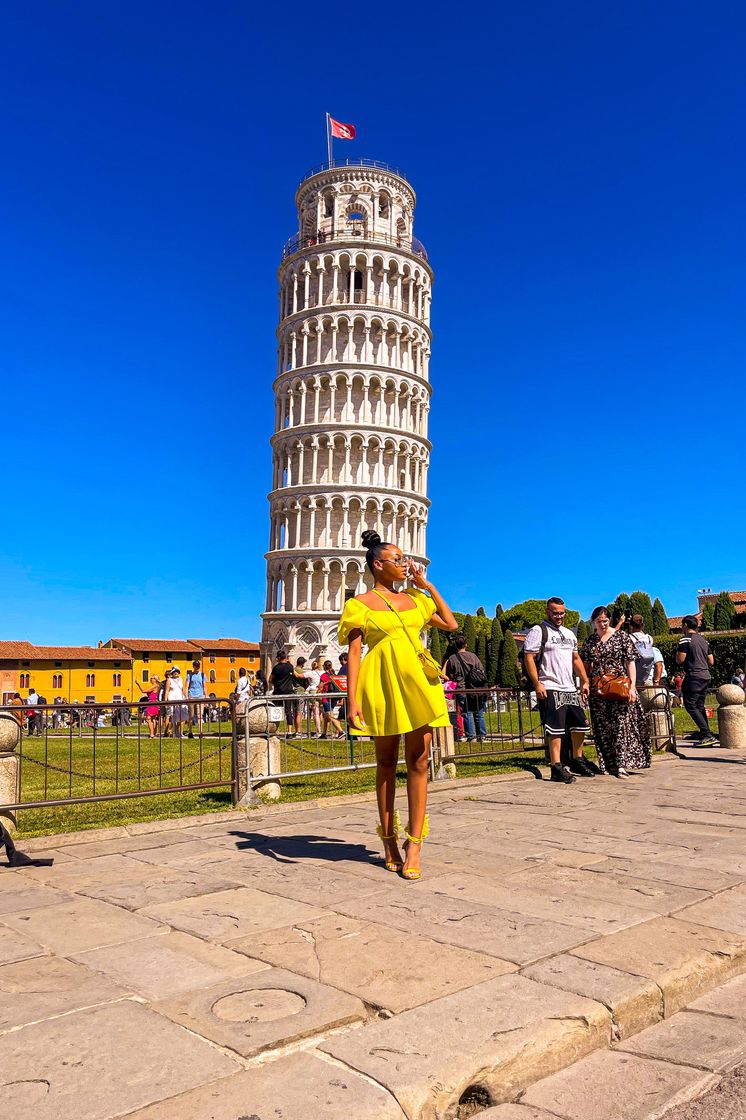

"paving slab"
[688,972,746,1019]
[0,954,128,1032]
[522,953,662,1039]
[121,1050,407,1119]
[1,896,166,955]
[73,930,268,1000]
[0,926,46,965]
[571,916,746,1014]
[322,972,610,1119]
[142,886,324,943]
[228,912,515,1011]
[520,1048,717,1120]
[153,966,368,1057]
[55,830,205,860]
[509,863,709,915]
[76,867,237,910]
[14,852,145,887]
[617,1009,746,1072]
[0,999,240,1120]
[0,883,74,915]
[675,884,746,936]
[586,857,744,893]
[190,853,392,907]
[427,872,655,934]
[127,836,238,867]
[479,1108,565,1119]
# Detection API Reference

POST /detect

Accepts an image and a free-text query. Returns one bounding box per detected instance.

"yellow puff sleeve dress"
[337,588,450,737]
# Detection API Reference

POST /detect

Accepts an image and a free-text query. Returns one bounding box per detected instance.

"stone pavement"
[2,748,746,1119]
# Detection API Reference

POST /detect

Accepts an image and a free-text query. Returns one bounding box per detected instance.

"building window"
[20,673,30,688]
[112,694,122,702]
[113,673,121,687]
[88,662,94,668]
[229,655,236,664]
[229,670,236,683]
[21,661,30,668]
[209,670,216,684]
[86,673,96,688]
[142,669,149,683]
[143,652,150,662]
[114,661,121,668]
[85,694,95,703]
[54,661,62,668]
[52,674,63,689]
[210,655,216,664]
[166,654,172,663]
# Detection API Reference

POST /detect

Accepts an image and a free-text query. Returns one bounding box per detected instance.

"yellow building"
[0,642,132,705]
[104,639,199,698]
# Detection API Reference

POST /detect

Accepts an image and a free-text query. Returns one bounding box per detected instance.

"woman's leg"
[403,725,431,874]
[375,734,402,864]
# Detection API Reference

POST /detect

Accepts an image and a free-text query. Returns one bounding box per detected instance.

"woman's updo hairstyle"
[590,605,610,621]
[361,529,392,575]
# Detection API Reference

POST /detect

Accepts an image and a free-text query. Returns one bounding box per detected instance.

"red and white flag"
[330,117,356,140]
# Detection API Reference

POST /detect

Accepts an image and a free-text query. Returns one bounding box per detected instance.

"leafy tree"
[429,627,444,665]
[498,629,519,688]
[495,603,504,620]
[701,602,715,631]
[614,593,631,616]
[476,631,487,668]
[576,620,589,645]
[476,606,486,617]
[501,599,579,631]
[714,592,737,632]
[463,614,477,653]
[629,591,655,635]
[651,598,669,636]
[487,617,503,685]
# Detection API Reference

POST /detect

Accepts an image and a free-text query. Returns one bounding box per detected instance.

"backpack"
[456,652,488,690]
[631,632,655,685]
[519,622,549,687]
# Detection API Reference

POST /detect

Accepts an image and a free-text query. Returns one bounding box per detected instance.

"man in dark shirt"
[269,650,297,737]
[444,635,488,742]
[676,616,716,745]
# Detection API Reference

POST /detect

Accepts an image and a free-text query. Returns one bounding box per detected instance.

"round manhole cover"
[212,988,306,1023]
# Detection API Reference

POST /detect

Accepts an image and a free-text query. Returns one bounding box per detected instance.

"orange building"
[0,642,132,704]
[104,639,200,699]
[187,639,261,693]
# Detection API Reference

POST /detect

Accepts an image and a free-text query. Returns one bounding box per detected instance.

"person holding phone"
[338,529,457,881]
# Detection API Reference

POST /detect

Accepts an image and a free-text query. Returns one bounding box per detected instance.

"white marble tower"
[262,158,433,663]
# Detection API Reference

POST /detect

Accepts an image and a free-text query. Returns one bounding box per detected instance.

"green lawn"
[9,695,717,840]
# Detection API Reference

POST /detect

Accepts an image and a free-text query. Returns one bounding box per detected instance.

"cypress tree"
[495,603,504,620]
[476,606,486,617]
[714,592,736,631]
[476,631,487,668]
[701,602,715,631]
[615,593,631,616]
[576,620,589,645]
[429,627,443,665]
[463,614,477,653]
[629,591,655,634]
[487,617,503,685]
[498,629,519,688]
[651,598,669,636]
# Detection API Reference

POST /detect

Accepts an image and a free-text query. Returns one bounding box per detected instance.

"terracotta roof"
[698,590,746,604]
[33,646,132,662]
[0,642,130,662]
[0,641,37,659]
[187,638,260,652]
[106,639,198,653]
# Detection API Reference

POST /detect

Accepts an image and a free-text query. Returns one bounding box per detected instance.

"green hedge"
[656,633,746,687]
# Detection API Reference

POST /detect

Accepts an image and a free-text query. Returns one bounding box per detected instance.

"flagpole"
[326,113,332,167]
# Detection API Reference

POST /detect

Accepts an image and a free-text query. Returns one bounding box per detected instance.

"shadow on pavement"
[226,829,376,867]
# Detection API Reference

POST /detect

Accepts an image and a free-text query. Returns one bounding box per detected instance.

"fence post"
[0,713,21,834]
[716,684,746,749]
[236,700,281,805]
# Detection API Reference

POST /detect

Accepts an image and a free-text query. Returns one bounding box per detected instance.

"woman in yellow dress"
[338,530,457,880]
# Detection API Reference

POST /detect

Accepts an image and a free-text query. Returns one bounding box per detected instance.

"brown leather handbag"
[594,670,631,701]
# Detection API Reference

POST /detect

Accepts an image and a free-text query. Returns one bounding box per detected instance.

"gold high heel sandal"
[376,809,403,873]
[402,814,430,881]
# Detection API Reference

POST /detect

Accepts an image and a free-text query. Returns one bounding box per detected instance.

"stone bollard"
[432,724,455,780]
[236,700,282,804]
[0,713,21,834]
[716,684,746,750]
[639,686,674,753]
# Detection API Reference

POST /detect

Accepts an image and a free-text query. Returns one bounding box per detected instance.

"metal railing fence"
[0,697,237,811]
[282,228,428,261]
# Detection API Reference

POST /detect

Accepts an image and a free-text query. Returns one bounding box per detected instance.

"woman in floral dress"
[581,606,651,777]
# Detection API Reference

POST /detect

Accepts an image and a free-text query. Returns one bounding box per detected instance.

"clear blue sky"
[2,1,744,643]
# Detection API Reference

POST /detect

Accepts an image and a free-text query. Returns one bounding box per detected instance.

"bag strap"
[371,589,425,659]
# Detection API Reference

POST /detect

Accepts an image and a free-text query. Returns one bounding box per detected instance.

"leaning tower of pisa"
[262,158,433,664]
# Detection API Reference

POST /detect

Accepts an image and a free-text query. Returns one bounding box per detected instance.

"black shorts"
[538,690,589,737]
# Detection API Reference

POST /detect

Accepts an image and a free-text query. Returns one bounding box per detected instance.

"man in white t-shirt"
[524,597,592,785]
